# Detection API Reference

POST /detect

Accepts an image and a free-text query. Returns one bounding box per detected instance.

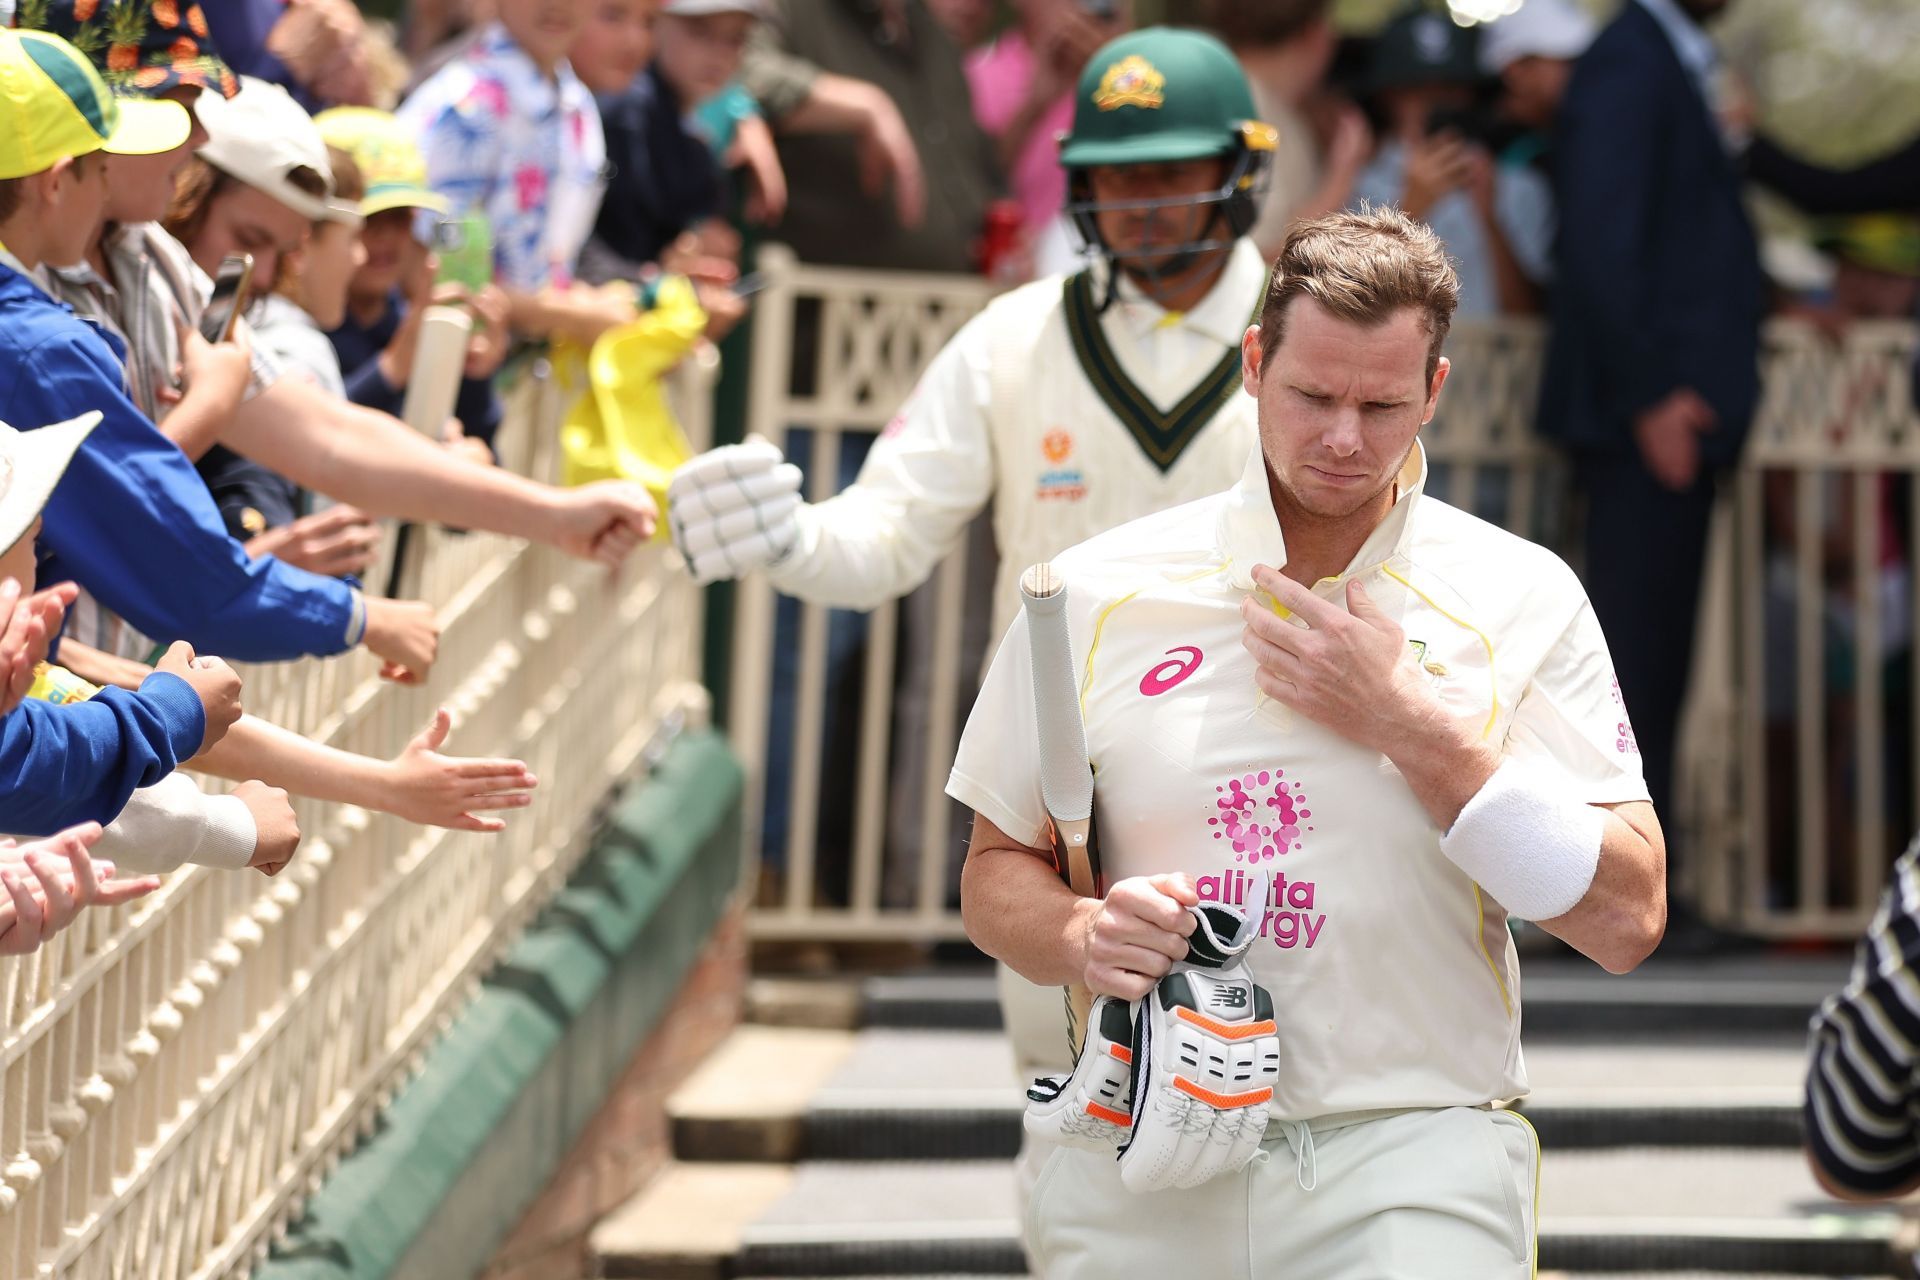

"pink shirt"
[966,31,1075,240]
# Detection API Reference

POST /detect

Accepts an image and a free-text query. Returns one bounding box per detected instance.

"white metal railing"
[730,246,997,942]
[1699,320,1920,936]
[1,350,717,1280]
[731,250,1920,942]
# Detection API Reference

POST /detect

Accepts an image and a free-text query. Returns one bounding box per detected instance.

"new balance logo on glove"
[1021,896,1282,1193]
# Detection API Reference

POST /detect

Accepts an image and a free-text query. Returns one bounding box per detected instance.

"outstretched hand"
[0,824,161,954]
[0,580,78,717]
[381,709,538,832]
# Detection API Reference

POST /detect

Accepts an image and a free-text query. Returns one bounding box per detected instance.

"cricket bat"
[386,305,473,597]
[400,304,472,438]
[1019,562,1104,1058]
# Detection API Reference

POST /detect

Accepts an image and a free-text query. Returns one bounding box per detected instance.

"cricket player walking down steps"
[951,207,1668,1279]
[667,27,1286,1096]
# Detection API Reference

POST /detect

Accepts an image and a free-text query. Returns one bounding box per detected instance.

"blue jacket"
[328,290,501,451]
[0,672,204,835]
[1538,1,1766,465]
[592,64,722,271]
[0,263,363,661]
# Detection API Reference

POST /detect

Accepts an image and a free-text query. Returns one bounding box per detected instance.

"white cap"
[1479,0,1597,75]
[0,412,99,558]
[662,0,764,14]
[196,76,361,224]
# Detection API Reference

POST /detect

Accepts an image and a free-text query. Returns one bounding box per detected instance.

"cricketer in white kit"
[952,207,1667,1278]
[667,28,1292,1083]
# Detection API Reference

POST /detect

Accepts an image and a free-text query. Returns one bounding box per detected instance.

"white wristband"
[1439,758,1604,921]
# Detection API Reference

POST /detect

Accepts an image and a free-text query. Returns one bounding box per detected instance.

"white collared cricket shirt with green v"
[948,440,1650,1123]
[764,239,1269,642]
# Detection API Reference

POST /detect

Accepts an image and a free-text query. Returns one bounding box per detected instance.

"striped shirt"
[44,222,281,424]
[1806,833,1920,1204]
[41,223,284,660]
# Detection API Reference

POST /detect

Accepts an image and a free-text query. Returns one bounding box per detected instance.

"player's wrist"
[1370,683,1465,763]
[1064,895,1101,983]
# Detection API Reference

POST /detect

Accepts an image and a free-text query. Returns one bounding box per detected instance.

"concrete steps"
[591,958,1908,1280]
[602,1156,1902,1277]
[698,1027,1809,1161]
[857,956,1851,1037]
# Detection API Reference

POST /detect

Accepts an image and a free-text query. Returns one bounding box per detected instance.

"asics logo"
[1140,646,1203,696]
[1210,986,1249,1011]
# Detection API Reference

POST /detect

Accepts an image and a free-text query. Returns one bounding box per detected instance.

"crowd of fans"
[2,0,1920,1241]
[0,0,1913,1004]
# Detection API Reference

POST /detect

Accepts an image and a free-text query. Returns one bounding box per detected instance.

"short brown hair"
[1258,205,1460,383]
[1208,0,1332,49]
[163,156,331,249]
[324,145,365,205]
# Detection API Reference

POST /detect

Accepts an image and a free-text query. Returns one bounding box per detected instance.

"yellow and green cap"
[0,28,189,181]
[315,107,450,218]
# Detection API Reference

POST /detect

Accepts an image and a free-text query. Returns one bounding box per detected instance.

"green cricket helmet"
[1059,27,1276,283]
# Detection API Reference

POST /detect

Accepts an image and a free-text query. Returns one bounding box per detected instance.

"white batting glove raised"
[1117,899,1280,1193]
[1023,993,1137,1153]
[666,439,804,584]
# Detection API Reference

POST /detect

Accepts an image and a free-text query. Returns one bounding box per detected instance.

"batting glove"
[1117,899,1280,1193]
[666,439,804,584]
[1023,993,1137,1153]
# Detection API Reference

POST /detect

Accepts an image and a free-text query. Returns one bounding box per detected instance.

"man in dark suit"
[1540,0,1764,928]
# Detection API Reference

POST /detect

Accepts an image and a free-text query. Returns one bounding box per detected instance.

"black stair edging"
[860,985,1825,1038]
[1537,1230,1898,1275]
[734,1238,1027,1277]
[1516,1101,1805,1150]
[860,993,1004,1031]
[778,1103,1803,1164]
[733,1229,1900,1278]
[1521,1000,1822,1037]
[802,1108,1021,1162]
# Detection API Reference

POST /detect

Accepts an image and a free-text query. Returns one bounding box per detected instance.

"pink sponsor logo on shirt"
[1610,676,1639,754]
[1208,768,1310,862]
[1195,865,1328,950]
[1139,646,1202,696]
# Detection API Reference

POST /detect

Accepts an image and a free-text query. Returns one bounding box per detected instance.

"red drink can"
[978,199,1024,279]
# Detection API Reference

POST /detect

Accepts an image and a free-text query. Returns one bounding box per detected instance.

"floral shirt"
[397,24,607,292]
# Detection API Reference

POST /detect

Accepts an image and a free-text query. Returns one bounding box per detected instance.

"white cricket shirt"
[769,240,1269,639]
[948,442,1650,1120]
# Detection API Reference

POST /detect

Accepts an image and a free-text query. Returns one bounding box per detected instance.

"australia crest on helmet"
[1093,53,1164,112]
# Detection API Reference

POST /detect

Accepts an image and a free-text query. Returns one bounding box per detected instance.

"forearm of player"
[767,490,966,610]
[960,817,1097,989]
[1532,800,1666,974]
[230,381,564,540]
[1386,717,1665,972]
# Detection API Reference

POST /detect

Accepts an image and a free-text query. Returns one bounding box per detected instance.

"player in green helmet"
[1059,27,1277,306]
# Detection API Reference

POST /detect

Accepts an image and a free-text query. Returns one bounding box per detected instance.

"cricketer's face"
[1084,158,1230,270]
[1239,298,1447,524]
